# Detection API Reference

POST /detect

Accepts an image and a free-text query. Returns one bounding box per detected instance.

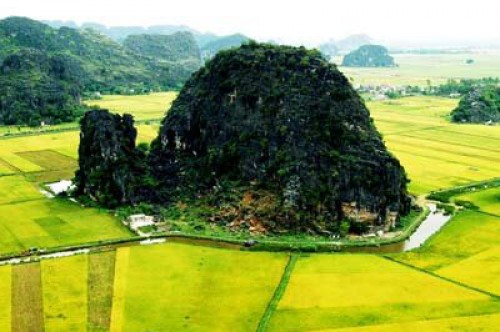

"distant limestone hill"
[0,16,208,125]
[451,86,500,124]
[319,41,339,59]
[44,20,220,47]
[342,45,395,67]
[336,34,374,52]
[200,33,250,60]
[43,19,249,52]
[0,16,202,93]
[123,32,201,63]
[0,49,85,126]
[77,43,411,234]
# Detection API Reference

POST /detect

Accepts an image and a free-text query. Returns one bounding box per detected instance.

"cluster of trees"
[342,45,396,67]
[0,17,204,94]
[123,32,201,63]
[360,78,500,101]
[432,78,500,96]
[0,16,213,125]
[0,49,85,125]
[451,85,500,123]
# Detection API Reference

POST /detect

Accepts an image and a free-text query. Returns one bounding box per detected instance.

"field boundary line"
[0,198,45,207]
[382,256,499,299]
[381,125,448,136]
[475,211,500,218]
[399,133,500,153]
[256,254,298,332]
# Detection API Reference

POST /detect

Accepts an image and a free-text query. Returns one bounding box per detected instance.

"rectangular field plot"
[42,255,88,332]
[87,251,116,332]
[401,127,500,152]
[0,132,80,162]
[11,263,44,332]
[454,187,500,216]
[394,211,500,271]
[0,157,17,175]
[0,265,11,331]
[17,150,77,171]
[110,243,287,332]
[384,139,500,194]
[0,199,131,255]
[0,175,42,205]
[269,254,496,332]
[368,96,500,194]
[85,92,177,120]
[318,313,500,332]
[0,153,43,172]
[437,246,500,296]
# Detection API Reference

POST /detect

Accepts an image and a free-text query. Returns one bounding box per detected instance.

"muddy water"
[346,203,452,253]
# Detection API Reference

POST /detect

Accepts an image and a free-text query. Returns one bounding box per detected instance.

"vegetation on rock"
[123,32,201,63]
[74,110,150,207]
[0,16,202,95]
[342,45,395,67]
[0,16,208,125]
[451,86,500,123]
[76,42,411,235]
[0,49,85,126]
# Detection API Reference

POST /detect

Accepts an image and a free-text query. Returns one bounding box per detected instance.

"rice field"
[267,254,498,332]
[453,187,500,216]
[315,314,500,332]
[42,255,88,331]
[0,91,498,330]
[0,265,11,331]
[0,126,166,256]
[368,96,500,194]
[336,52,500,86]
[393,187,500,297]
[11,263,44,332]
[87,251,116,332]
[84,92,177,121]
[1,191,499,332]
[0,197,131,255]
[110,243,287,331]
[0,244,289,331]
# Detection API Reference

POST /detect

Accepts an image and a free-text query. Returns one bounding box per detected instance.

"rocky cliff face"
[74,110,147,207]
[147,43,411,232]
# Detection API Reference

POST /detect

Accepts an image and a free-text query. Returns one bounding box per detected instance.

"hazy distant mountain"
[0,17,202,93]
[42,20,78,29]
[43,20,230,49]
[336,34,374,52]
[123,32,201,63]
[319,40,339,58]
[316,34,374,57]
[201,33,250,60]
